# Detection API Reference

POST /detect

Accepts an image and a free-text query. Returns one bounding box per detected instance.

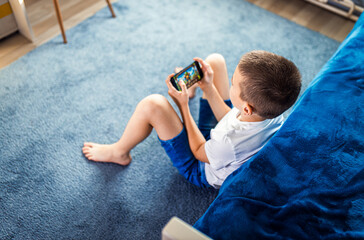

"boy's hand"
[165,74,189,109]
[193,57,214,91]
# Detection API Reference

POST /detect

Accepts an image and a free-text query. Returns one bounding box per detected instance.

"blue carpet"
[0,0,340,239]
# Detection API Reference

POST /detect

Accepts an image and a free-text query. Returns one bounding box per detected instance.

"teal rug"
[0,0,340,239]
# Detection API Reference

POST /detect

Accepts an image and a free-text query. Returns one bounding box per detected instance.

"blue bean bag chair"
[194,14,364,239]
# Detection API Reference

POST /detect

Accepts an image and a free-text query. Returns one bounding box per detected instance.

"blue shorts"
[158,98,232,188]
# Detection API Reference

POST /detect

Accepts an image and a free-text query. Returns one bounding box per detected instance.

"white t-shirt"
[204,107,284,189]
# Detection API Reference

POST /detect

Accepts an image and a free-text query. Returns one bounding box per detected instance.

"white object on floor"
[162,217,212,240]
[9,0,34,41]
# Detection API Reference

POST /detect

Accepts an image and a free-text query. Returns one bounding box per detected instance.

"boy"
[82,51,301,189]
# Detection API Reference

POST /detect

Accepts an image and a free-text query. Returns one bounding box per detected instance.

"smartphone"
[170,61,204,91]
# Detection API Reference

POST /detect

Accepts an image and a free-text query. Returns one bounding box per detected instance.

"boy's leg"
[82,94,183,165]
[199,54,232,139]
[203,53,230,101]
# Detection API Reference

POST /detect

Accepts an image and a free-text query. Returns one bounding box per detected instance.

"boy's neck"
[237,113,266,122]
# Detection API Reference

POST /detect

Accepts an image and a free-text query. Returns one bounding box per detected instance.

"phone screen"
[172,61,203,91]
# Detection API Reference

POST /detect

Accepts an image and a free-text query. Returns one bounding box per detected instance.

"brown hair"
[238,50,301,119]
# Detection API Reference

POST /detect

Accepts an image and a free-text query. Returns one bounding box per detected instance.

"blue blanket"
[194,15,364,239]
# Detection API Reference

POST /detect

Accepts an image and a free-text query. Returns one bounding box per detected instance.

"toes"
[82,147,90,154]
[82,144,96,161]
[84,142,94,147]
[174,67,183,73]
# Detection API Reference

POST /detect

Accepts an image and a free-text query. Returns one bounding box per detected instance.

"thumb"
[178,80,188,93]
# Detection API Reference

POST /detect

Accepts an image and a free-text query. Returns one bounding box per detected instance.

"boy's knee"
[139,94,170,116]
[206,53,226,67]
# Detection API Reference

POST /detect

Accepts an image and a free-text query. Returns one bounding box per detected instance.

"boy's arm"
[202,84,231,122]
[179,101,209,163]
[193,57,231,122]
[165,75,209,163]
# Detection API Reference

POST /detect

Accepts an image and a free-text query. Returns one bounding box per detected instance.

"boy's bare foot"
[174,67,198,99]
[82,142,132,166]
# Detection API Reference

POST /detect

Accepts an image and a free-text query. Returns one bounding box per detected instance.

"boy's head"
[233,50,301,119]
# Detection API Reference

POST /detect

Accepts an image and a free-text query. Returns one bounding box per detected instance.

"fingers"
[165,73,175,85]
[193,57,209,71]
[193,57,204,64]
[165,73,176,91]
[167,81,177,95]
[178,80,188,93]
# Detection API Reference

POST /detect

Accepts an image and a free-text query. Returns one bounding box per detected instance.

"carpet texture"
[0,0,340,239]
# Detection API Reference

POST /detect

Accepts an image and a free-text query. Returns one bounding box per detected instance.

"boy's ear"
[242,102,254,115]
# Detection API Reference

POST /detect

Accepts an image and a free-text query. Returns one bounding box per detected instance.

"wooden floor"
[0,0,356,69]
[246,0,355,40]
